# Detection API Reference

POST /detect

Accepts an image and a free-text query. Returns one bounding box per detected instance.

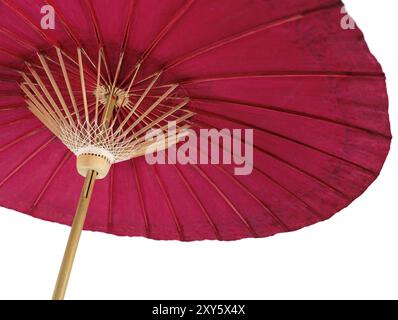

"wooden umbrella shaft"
[52,170,98,300]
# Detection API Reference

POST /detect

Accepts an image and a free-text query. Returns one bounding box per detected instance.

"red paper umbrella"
[0,0,391,299]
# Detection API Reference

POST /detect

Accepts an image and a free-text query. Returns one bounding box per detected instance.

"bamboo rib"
[129,111,194,146]
[102,94,117,127]
[20,79,62,127]
[94,48,103,124]
[141,103,193,129]
[127,99,191,141]
[77,48,90,123]
[100,49,112,84]
[61,49,98,82]
[38,54,74,125]
[26,102,60,136]
[114,71,162,135]
[109,61,140,127]
[19,42,194,300]
[18,42,196,293]
[125,84,178,133]
[112,51,125,90]
[56,47,81,124]
[41,54,85,84]
[124,63,141,96]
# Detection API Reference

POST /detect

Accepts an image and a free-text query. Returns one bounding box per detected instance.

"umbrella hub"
[94,85,129,109]
[76,153,111,179]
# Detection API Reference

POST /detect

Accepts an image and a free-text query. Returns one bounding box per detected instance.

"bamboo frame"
[19,46,194,299]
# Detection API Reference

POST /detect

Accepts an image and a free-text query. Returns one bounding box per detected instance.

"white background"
[0,0,397,300]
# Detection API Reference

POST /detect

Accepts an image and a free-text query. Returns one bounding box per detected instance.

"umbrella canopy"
[0,0,391,241]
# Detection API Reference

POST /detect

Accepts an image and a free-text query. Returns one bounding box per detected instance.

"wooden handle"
[52,170,97,300]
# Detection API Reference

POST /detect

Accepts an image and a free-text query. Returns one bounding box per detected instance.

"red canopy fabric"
[0,0,391,241]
